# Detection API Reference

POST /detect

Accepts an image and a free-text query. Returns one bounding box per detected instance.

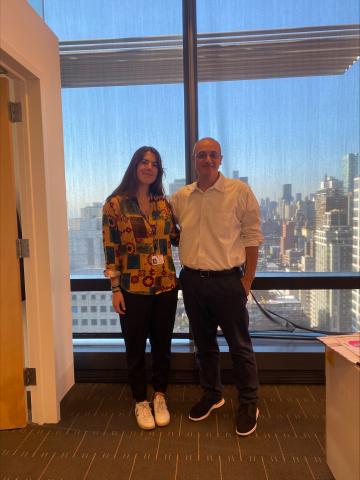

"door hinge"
[24,368,37,386]
[8,101,22,122]
[16,239,30,258]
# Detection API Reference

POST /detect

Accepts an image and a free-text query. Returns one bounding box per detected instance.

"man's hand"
[112,291,126,314]
[241,277,252,297]
[241,246,259,297]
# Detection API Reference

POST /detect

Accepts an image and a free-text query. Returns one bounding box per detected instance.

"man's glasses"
[195,151,221,160]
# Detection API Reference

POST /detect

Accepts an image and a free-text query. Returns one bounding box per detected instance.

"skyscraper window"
[30,0,359,334]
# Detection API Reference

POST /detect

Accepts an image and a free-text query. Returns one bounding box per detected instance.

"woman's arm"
[166,198,180,246]
[102,198,126,314]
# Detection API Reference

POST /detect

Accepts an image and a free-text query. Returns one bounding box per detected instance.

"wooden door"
[0,76,27,429]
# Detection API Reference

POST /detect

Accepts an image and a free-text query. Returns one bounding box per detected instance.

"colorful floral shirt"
[102,195,179,295]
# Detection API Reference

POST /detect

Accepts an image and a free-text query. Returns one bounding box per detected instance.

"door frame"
[0,0,74,424]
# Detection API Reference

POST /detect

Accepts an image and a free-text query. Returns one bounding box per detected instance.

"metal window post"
[182,0,198,184]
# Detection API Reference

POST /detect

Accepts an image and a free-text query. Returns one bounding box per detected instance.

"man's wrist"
[242,275,254,284]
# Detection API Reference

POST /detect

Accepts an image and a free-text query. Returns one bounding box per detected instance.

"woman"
[102,146,179,430]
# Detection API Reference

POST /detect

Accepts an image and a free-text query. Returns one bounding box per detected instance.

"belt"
[183,266,242,278]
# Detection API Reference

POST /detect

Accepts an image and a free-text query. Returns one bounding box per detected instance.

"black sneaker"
[236,403,259,436]
[189,397,225,421]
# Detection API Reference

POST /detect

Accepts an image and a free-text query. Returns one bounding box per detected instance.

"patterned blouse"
[102,194,179,295]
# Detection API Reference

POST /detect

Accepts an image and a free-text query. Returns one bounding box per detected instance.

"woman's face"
[136,151,159,187]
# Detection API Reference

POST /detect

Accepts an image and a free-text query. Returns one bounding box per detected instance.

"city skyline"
[68,150,359,218]
[69,149,359,334]
[68,151,359,274]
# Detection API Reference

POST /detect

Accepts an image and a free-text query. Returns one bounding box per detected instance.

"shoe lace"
[136,401,152,418]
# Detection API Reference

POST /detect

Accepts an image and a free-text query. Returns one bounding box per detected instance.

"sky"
[29,0,360,216]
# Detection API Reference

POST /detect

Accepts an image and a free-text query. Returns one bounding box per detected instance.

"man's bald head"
[193,137,222,156]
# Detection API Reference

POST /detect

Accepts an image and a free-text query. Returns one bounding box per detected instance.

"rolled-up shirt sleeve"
[102,199,122,278]
[239,188,264,247]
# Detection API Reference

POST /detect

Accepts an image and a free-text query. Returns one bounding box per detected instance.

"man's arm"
[238,186,262,296]
[241,246,259,296]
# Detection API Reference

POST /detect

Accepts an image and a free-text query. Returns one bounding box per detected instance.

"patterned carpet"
[0,383,334,479]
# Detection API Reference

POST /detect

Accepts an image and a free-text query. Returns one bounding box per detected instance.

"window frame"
[57,0,359,340]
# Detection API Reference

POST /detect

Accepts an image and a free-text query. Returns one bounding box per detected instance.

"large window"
[28,0,360,335]
[197,0,360,332]
[33,0,188,333]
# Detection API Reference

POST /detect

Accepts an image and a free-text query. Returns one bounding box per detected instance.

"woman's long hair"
[108,146,165,200]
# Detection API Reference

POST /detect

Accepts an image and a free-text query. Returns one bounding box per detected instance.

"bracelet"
[111,283,120,289]
[112,288,121,293]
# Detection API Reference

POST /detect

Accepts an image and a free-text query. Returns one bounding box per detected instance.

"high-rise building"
[71,291,120,334]
[343,153,359,226]
[280,221,295,264]
[282,184,293,202]
[351,177,360,330]
[311,209,353,331]
[315,176,347,229]
[260,198,278,221]
[343,153,359,195]
[69,202,117,333]
[232,170,248,184]
[303,197,316,229]
[299,254,315,320]
[278,199,295,220]
[278,184,294,220]
[69,202,103,274]
[310,176,352,330]
[294,197,315,228]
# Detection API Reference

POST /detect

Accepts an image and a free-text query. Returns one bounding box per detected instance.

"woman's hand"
[112,291,126,314]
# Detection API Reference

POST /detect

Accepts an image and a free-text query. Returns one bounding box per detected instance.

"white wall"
[0,0,74,423]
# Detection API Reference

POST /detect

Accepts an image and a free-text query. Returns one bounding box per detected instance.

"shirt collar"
[189,172,225,194]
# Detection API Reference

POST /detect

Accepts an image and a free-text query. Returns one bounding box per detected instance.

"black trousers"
[120,288,178,402]
[180,268,258,405]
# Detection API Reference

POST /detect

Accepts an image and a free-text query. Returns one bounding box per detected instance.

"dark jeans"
[180,268,258,404]
[120,288,178,402]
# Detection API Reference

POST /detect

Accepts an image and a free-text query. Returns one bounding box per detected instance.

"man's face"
[193,139,222,180]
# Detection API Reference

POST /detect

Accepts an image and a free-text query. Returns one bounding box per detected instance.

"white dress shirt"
[170,173,263,270]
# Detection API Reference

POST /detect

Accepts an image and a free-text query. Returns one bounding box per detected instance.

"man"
[170,137,263,436]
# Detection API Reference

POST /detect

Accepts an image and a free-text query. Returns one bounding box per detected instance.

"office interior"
[0,1,359,479]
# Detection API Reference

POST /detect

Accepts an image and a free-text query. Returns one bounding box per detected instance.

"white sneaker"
[153,394,170,427]
[135,401,155,430]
